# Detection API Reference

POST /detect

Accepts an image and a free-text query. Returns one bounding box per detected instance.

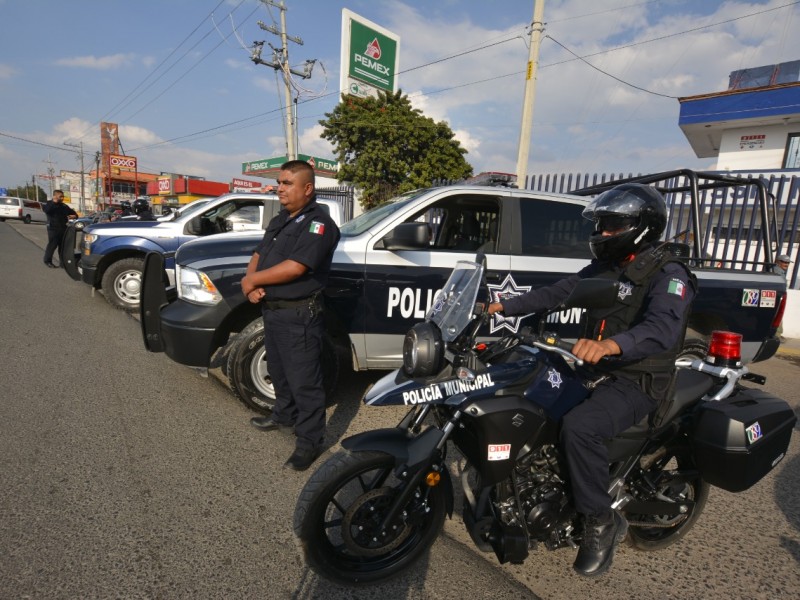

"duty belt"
[263,292,322,311]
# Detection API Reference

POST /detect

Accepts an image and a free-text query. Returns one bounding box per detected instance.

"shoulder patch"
[667,278,686,298]
[309,221,325,235]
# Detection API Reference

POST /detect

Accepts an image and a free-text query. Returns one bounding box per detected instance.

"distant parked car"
[0,196,47,224]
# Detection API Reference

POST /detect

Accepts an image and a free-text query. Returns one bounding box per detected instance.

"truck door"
[358,190,511,369]
[502,196,594,338]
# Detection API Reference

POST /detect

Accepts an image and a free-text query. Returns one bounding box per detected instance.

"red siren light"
[706,331,742,367]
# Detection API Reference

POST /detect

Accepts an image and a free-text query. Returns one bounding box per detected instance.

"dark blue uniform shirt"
[254,199,340,300]
[43,201,78,230]
[501,259,694,363]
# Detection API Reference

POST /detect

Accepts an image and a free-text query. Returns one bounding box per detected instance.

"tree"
[6,184,45,201]
[320,90,473,209]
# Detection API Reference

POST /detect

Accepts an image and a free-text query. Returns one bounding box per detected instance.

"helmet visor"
[595,215,637,234]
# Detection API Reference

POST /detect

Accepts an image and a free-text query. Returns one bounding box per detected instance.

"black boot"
[573,511,628,577]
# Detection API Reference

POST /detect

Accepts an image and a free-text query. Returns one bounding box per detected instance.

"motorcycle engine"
[513,446,569,542]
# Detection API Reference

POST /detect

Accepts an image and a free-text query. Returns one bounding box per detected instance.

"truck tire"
[101,257,144,312]
[226,319,340,414]
[23,214,32,224]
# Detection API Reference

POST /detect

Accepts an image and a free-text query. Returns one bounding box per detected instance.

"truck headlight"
[402,321,443,377]
[82,232,96,255]
[176,265,222,305]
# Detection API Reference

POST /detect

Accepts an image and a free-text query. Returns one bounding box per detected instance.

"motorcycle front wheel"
[625,449,709,551]
[294,450,447,585]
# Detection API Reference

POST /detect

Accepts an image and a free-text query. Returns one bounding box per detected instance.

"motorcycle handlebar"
[531,339,584,367]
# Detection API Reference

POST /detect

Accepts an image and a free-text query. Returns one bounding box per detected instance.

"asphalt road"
[1,220,799,600]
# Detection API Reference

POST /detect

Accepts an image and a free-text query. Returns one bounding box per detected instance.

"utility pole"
[43,155,56,198]
[251,0,315,160]
[94,151,102,209]
[515,0,545,190]
[64,140,86,213]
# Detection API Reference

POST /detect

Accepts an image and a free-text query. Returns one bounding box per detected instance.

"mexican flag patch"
[309,221,325,235]
[667,278,685,298]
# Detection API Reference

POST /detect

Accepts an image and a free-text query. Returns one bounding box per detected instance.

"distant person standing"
[775,254,792,277]
[42,189,78,268]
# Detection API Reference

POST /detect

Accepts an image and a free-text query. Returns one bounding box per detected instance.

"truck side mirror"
[380,222,431,250]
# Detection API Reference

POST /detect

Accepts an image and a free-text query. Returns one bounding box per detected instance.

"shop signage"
[242,155,339,177]
[341,9,400,98]
[739,134,766,150]
[110,154,137,170]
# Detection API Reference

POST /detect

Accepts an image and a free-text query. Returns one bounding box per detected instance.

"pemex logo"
[364,37,381,59]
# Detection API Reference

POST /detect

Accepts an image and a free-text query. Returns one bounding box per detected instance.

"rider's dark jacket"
[500,243,697,402]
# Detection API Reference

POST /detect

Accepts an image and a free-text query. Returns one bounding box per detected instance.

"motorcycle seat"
[618,368,715,438]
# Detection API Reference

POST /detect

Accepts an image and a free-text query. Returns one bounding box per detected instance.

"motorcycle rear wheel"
[294,450,446,585]
[625,450,709,551]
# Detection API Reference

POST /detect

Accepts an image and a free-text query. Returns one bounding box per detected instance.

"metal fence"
[526,171,800,289]
[316,185,355,222]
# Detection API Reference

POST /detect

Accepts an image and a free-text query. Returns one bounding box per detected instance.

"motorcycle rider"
[132,197,156,221]
[488,183,696,577]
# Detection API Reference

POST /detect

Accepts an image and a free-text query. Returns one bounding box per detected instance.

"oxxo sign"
[157,178,172,195]
[110,154,137,170]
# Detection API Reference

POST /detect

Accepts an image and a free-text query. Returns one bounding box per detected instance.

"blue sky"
[1,0,799,191]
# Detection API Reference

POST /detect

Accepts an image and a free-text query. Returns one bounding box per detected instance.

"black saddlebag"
[692,388,796,492]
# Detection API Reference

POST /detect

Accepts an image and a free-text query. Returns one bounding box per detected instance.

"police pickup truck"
[62,193,342,311]
[140,170,787,414]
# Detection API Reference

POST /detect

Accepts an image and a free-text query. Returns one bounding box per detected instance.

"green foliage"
[5,184,45,201]
[320,90,473,209]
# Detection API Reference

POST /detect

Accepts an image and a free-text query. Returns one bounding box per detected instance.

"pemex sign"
[242,154,338,178]
[340,9,399,98]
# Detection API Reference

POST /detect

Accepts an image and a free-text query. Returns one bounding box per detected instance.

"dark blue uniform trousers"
[261,303,326,451]
[560,376,657,517]
[44,227,66,264]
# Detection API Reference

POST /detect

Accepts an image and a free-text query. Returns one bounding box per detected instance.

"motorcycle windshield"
[427,260,483,343]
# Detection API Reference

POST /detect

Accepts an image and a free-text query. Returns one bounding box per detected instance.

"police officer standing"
[488,183,696,577]
[240,160,340,471]
[42,189,78,267]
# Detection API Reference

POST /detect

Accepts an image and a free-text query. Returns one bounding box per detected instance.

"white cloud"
[297,123,334,158]
[55,53,136,69]
[0,63,15,79]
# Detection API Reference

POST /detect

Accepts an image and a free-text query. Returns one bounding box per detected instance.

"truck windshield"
[339,190,428,237]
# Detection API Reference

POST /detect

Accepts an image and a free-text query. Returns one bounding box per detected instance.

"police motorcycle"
[293,258,796,585]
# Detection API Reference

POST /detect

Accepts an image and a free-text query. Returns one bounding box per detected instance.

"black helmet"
[582,183,667,262]
[120,200,132,210]
[133,198,150,214]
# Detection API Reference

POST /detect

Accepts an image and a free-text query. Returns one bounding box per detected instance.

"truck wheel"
[101,257,144,312]
[23,214,32,224]
[226,319,339,415]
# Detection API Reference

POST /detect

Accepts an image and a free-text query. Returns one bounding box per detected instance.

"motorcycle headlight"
[403,321,443,377]
[176,265,222,305]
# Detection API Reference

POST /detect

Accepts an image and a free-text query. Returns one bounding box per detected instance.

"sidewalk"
[778,336,800,357]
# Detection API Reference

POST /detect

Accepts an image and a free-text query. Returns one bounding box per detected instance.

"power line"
[0,131,85,154]
[133,0,800,153]
[119,1,260,124]
[98,0,230,124]
[545,35,678,99]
